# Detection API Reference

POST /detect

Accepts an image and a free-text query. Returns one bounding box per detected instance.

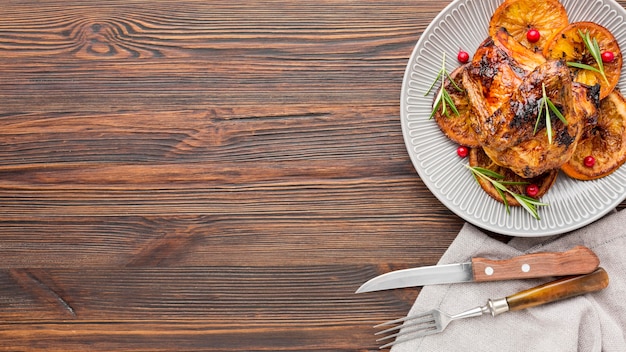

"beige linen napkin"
[391,209,626,352]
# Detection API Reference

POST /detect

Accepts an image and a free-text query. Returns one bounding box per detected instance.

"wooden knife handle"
[472,246,599,282]
[506,268,609,311]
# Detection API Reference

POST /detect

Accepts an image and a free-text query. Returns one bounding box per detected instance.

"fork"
[375,267,609,349]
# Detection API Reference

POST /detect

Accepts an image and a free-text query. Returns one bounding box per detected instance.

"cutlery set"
[356,246,609,349]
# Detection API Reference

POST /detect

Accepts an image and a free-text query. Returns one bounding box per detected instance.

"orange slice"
[489,0,569,52]
[433,64,480,148]
[543,21,622,100]
[561,90,626,180]
[469,147,558,206]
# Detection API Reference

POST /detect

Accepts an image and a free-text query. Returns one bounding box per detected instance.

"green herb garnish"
[566,30,610,85]
[425,52,462,119]
[534,83,568,144]
[467,165,548,220]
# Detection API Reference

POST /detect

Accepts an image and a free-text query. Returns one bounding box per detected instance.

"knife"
[355,245,599,293]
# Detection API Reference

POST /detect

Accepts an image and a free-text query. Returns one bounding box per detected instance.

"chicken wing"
[463,28,546,147]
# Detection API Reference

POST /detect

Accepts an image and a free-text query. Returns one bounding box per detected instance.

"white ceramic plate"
[401,0,626,236]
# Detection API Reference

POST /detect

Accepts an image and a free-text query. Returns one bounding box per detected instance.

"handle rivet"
[521,264,530,272]
[485,266,494,276]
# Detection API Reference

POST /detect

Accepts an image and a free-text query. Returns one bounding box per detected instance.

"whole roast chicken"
[461,28,598,178]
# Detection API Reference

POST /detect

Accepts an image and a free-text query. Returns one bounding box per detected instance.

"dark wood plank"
[0,0,441,112]
[0,322,388,352]
[0,214,456,267]
[0,267,398,320]
[0,267,418,351]
[0,1,454,350]
[0,0,625,350]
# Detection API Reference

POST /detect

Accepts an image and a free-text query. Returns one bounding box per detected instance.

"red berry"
[456,146,469,158]
[525,184,539,198]
[602,51,615,63]
[583,155,596,167]
[526,29,540,43]
[457,50,470,63]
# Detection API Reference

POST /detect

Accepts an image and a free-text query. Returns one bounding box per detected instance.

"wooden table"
[1,1,625,350]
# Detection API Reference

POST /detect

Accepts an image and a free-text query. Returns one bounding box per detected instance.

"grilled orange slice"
[469,147,558,206]
[489,0,569,52]
[543,21,622,100]
[433,64,480,148]
[561,90,626,180]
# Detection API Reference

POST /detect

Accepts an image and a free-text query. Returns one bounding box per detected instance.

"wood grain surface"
[1,0,625,350]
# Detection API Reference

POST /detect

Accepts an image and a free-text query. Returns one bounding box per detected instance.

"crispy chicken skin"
[572,83,601,140]
[465,36,524,120]
[481,60,584,178]
[462,28,591,178]
[466,29,545,111]
[489,27,546,73]
[481,59,575,151]
[464,28,546,145]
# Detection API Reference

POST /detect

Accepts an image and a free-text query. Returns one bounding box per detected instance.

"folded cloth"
[391,209,626,352]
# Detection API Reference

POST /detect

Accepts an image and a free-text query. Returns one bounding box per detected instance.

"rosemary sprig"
[566,30,610,85]
[534,83,567,144]
[425,52,462,119]
[467,165,548,220]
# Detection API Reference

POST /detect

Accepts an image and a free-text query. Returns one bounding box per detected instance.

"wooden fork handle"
[506,267,609,311]
[472,245,600,282]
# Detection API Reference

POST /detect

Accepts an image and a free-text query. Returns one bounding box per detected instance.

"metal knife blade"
[355,245,600,293]
[356,262,473,293]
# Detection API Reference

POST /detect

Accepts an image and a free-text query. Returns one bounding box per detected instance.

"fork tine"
[374,309,434,328]
[376,318,437,342]
[374,315,410,328]
[375,311,440,349]
[378,324,440,350]
[374,312,435,335]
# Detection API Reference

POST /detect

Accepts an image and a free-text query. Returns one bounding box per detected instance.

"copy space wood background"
[1,0,625,351]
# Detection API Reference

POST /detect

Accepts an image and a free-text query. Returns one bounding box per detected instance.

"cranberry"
[456,146,469,158]
[525,184,540,198]
[583,155,596,167]
[457,50,470,63]
[526,29,540,43]
[602,51,615,63]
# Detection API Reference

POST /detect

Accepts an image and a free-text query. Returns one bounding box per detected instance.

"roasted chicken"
[463,28,544,124]
[475,60,584,178]
[460,29,596,178]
